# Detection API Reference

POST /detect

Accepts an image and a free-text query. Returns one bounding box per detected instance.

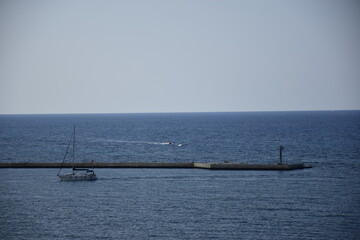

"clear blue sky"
[1,0,359,114]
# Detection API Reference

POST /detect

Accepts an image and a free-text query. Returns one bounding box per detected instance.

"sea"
[0,111,359,240]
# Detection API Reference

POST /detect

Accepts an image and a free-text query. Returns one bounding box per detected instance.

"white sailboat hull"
[58,172,97,181]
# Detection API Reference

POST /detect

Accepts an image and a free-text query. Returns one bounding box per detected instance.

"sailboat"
[57,126,97,181]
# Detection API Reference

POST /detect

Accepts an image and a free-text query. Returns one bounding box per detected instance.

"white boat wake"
[90,138,184,147]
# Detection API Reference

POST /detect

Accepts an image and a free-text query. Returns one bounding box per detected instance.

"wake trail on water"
[89,138,184,147]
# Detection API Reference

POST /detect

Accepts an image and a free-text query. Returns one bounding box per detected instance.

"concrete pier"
[0,162,311,170]
[194,162,311,170]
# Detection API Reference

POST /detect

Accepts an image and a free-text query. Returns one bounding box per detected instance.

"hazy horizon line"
[1,109,359,116]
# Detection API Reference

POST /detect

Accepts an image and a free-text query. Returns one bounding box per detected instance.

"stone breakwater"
[0,162,311,170]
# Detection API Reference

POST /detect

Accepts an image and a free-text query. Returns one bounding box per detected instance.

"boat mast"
[72,125,76,173]
[57,126,74,176]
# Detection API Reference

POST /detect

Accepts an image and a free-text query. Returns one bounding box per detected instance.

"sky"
[0,0,359,114]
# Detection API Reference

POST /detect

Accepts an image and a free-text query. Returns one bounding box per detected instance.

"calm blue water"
[0,111,359,239]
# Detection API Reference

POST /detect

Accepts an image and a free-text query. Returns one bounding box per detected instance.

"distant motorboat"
[162,142,184,146]
[57,126,97,181]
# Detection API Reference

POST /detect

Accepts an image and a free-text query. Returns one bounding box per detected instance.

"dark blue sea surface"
[0,111,359,239]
